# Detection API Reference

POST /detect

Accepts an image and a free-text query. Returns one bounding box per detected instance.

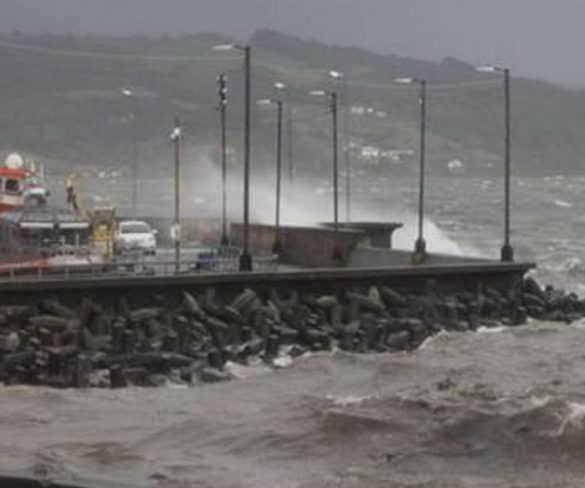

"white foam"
[419,329,451,349]
[224,361,272,379]
[554,199,573,208]
[476,326,507,334]
[391,216,466,255]
[326,394,373,407]
[558,401,585,436]
[272,355,294,369]
[529,395,553,408]
[563,257,583,274]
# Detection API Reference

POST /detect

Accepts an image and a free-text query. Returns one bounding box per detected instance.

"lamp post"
[170,118,182,273]
[328,70,351,222]
[257,82,286,255]
[311,89,340,240]
[476,65,514,262]
[213,43,252,271]
[216,73,229,246]
[286,107,294,184]
[395,77,427,259]
[122,88,138,218]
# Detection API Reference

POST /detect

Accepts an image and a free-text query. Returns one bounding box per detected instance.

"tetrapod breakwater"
[1,261,577,389]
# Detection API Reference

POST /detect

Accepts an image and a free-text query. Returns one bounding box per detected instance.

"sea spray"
[179,150,478,256]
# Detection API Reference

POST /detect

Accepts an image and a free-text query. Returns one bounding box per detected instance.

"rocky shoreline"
[0,276,582,388]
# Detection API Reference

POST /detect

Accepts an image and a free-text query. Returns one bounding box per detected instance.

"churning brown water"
[3,322,585,488]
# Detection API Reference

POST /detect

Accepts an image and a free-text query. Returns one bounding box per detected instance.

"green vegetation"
[0,29,583,176]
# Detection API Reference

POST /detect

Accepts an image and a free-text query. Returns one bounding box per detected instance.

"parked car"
[114,220,157,255]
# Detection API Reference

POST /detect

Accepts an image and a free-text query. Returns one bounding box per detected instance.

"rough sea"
[4,173,585,488]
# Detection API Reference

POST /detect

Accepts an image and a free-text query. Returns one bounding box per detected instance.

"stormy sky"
[1,0,583,86]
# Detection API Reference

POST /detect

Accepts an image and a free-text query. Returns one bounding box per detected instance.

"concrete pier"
[0,259,534,306]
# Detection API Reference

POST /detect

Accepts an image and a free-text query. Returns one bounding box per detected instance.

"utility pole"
[476,65,514,262]
[502,68,513,262]
[327,71,351,222]
[122,88,138,218]
[332,91,339,233]
[212,43,253,271]
[273,99,284,254]
[286,107,294,184]
[171,118,182,273]
[342,89,351,222]
[416,79,427,257]
[311,89,340,243]
[241,45,252,271]
[217,73,229,246]
[257,85,286,254]
[394,77,428,260]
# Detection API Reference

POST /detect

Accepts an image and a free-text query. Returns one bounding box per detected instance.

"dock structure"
[0,256,533,306]
[0,220,534,305]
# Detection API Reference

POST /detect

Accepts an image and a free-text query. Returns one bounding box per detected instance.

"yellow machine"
[65,174,117,260]
[89,206,117,259]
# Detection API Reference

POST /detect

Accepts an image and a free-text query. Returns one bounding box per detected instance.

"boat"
[0,153,100,276]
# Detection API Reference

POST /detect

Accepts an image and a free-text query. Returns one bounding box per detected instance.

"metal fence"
[0,247,279,282]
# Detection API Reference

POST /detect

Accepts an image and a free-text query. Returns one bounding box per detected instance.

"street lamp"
[170,118,182,273]
[328,70,352,222]
[395,76,428,260]
[311,89,341,261]
[122,88,138,218]
[476,65,514,262]
[257,82,286,255]
[213,43,253,271]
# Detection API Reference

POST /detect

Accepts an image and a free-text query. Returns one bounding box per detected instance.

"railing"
[0,247,279,282]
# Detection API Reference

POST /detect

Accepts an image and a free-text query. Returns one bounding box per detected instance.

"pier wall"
[230,223,366,267]
[0,262,534,307]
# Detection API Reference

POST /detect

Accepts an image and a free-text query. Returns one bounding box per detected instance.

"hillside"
[0,29,584,177]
